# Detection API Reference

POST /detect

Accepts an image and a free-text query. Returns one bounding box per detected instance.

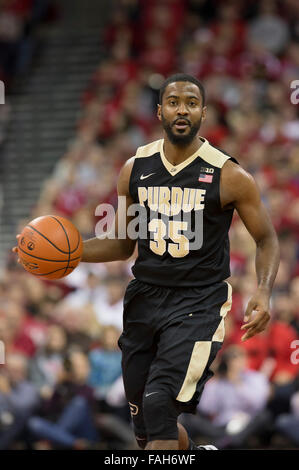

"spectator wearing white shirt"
[64,273,127,331]
[180,346,272,448]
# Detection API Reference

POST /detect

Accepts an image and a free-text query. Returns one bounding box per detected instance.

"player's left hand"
[241,289,271,341]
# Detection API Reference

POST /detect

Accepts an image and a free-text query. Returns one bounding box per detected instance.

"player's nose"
[177,102,188,115]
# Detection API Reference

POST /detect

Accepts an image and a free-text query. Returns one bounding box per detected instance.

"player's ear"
[157,104,162,122]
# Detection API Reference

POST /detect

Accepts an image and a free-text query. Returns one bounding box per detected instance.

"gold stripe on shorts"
[212,282,232,342]
[176,341,212,402]
[176,282,232,402]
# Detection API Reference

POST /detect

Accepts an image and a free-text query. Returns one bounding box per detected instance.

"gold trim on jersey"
[176,282,232,402]
[134,137,232,176]
[135,139,163,159]
[199,141,232,169]
[160,138,209,176]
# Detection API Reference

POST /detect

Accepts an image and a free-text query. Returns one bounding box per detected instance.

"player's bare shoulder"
[117,156,136,197]
[220,159,260,209]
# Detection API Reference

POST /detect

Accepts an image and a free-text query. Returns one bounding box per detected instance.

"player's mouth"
[173,119,190,130]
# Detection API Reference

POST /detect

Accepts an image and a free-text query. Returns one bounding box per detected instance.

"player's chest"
[132,161,219,213]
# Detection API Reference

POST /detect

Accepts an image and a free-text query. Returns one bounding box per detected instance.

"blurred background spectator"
[0,0,298,449]
[27,347,99,449]
[0,353,40,449]
[180,345,273,449]
[275,388,299,446]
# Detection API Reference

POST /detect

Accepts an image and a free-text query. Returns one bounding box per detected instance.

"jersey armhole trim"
[128,157,137,200]
[135,139,163,158]
[199,143,239,168]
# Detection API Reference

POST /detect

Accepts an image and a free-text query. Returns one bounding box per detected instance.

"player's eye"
[169,100,177,106]
[189,101,196,107]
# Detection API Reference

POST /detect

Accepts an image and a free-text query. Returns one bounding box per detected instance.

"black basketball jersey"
[129,137,238,287]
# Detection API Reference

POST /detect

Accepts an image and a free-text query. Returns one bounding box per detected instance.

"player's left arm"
[221,161,280,341]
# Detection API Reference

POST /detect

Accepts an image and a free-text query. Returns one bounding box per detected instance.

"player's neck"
[163,136,203,166]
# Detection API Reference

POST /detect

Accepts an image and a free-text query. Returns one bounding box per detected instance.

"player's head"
[157,73,207,146]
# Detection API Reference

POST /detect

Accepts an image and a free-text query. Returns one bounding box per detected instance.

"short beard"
[161,113,202,146]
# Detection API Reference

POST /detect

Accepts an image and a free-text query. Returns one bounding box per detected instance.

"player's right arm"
[12,158,137,264]
[81,157,136,263]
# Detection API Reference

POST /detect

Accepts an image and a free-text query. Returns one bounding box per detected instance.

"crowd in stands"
[0,0,57,215]
[0,0,56,86]
[0,0,298,449]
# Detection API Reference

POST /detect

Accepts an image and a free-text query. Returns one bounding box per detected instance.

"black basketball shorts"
[118,278,232,437]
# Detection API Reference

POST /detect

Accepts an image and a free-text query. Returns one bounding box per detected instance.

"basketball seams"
[50,216,71,277]
[26,222,81,255]
[50,215,81,254]
[27,225,70,254]
[31,266,76,277]
[20,215,82,280]
[18,245,81,263]
[50,216,81,253]
[71,228,81,253]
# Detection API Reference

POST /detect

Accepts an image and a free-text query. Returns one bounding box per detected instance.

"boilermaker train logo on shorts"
[0,341,5,364]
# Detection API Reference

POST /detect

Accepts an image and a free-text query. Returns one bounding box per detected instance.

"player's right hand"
[12,234,21,263]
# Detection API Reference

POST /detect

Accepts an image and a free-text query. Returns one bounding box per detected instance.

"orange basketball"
[18,215,83,280]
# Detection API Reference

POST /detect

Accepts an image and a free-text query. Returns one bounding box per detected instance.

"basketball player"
[14,73,280,450]
[79,73,280,450]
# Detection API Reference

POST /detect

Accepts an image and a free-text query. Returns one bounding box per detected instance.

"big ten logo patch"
[200,167,214,174]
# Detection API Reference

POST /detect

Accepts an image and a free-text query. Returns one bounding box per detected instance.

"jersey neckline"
[159,137,209,176]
